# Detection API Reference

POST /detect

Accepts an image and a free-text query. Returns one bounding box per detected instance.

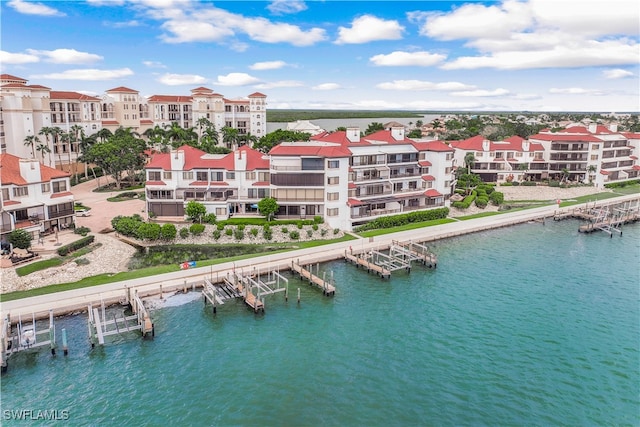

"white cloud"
[441,39,639,70]
[7,0,65,16]
[335,15,404,44]
[154,3,326,46]
[107,20,143,28]
[267,0,307,15]
[406,100,483,110]
[158,73,207,85]
[549,87,606,96]
[369,51,446,67]
[312,83,341,91]
[0,50,39,64]
[25,48,103,65]
[87,0,125,5]
[450,88,510,97]
[255,80,304,89]
[603,69,634,79]
[376,80,475,91]
[214,72,261,86]
[412,0,640,71]
[31,68,134,81]
[249,61,287,70]
[143,60,167,68]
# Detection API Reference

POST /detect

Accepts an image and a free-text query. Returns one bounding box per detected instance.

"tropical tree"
[164,122,197,149]
[8,229,32,249]
[196,117,212,144]
[81,129,147,189]
[48,126,63,169]
[518,162,529,181]
[221,126,240,149]
[36,143,52,165]
[239,132,258,148]
[95,128,113,142]
[364,122,384,135]
[185,201,207,223]
[464,152,476,173]
[23,135,39,158]
[253,129,311,153]
[587,165,597,183]
[257,197,279,221]
[560,167,570,184]
[415,120,423,128]
[143,125,168,152]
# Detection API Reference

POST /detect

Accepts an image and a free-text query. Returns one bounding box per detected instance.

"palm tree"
[23,135,39,158]
[38,126,54,166]
[36,143,51,164]
[196,117,212,144]
[518,162,529,181]
[59,131,72,172]
[69,124,84,176]
[78,133,97,180]
[587,165,597,184]
[49,127,64,169]
[239,132,258,148]
[221,126,239,149]
[464,152,476,174]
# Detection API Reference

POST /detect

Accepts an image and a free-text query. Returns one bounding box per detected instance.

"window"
[196,171,208,181]
[590,154,599,161]
[1,188,9,201]
[163,171,172,180]
[516,152,523,157]
[226,172,236,180]
[592,144,599,150]
[245,172,256,180]
[13,187,28,197]
[327,208,339,216]
[52,181,67,193]
[41,183,51,193]
[327,176,339,185]
[216,208,227,216]
[183,171,193,180]
[328,160,339,169]
[475,151,483,157]
[327,192,339,201]
[258,171,269,181]
[211,171,223,181]
[148,171,161,181]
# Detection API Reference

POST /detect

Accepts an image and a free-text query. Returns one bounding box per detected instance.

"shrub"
[217,223,225,231]
[490,191,504,205]
[321,229,327,237]
[475,197,489,208]
[75,257,90,266]
[113,216,143,237]
[312,224,319,231]
[237,224,245,231]
[281,227,289,233]
[500,182,513,186]
[522,181,537,186]
[234,229,244,241]
[74,226,91,237]
[511,181,520,186]
[333,228,340,235]
[212,230,221,240]
[548,180,561,187]
[203,213,217,224]
[289,231,300,240]
[297,221,303,229]
[160,223,177,240]
[354,207,450,232]
[57,235,94,256]
[263,228,273,240]
[136,223,161,240]
[225,228,233,236]
[306,229,313,238]
[313,215,323,224]
[179,227,190,238]
[7,229,32,249]
[250,228,259,238]
[189,223,205,235]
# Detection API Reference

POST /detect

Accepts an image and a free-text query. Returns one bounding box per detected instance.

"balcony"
[550,144,588,151]
[270,165,324,171]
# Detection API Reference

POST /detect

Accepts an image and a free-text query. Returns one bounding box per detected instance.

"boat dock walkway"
[291,260,336,296]
[344,251,391,278]
[554,198,640,236]
[391,240,438,268]
[1,311,59,373]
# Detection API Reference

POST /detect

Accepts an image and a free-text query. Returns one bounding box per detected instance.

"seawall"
[2,194,638,320]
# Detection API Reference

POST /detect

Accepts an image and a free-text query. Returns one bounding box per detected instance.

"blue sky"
[1,0,639,112]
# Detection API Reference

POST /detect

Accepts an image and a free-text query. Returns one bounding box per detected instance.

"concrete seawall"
[2,194,638,319]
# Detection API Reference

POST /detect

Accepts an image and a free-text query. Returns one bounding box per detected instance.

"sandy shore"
[1,185,612,294]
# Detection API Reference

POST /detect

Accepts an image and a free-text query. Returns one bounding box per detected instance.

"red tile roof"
[529,133,602,142]
[248,92,267,97]
[51,191,73,198]
[622,132,640,139]
[269,142,351,158]
[412,140,454,152]
[347,198,364,206]
[101,120,120,125]
[50,91,101,101]
[147,95,193,103]
[238,145,269,170]
[421,175,436,181]
[418,160,432,167]
[0,153,69,185]
[145,145,267,172]
[252,181,270,186]
[145,181,166,186]
[28,84,51,89]
[106,86,138,93]
[1,73,27,82]
[451,135,544,151]
[600,170,609,175]
[425,189,442,197]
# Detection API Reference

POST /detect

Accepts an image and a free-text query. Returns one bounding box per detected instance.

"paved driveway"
[72,177,146,232]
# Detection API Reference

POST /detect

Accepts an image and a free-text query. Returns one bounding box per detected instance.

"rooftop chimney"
[391,126,405,141]
[588,123,597,134]
[346,127,360,143]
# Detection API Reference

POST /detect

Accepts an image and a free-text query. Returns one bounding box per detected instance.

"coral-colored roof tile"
[0,153,69,185]
[425,189,442,197]
[51,191,73,198]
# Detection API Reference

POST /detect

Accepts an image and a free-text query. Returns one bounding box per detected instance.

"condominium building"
[0,153,74,239]
[145,126,455,231]
[1,74,268,165]
[452,124,639,187]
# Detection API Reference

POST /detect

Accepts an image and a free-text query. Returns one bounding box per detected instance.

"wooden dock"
[391,240,438,268]
[291,261,336,296]
[205,268,288,313]
[573,200,640,236]
[344,251,391,278]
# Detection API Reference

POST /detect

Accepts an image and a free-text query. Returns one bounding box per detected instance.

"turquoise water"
[2,220,639,426]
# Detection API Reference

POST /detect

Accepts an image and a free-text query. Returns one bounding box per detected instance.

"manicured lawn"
[0,235,356,302]
[358,218,456,238]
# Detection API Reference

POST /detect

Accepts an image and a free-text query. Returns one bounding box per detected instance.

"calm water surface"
[2,220,639,426]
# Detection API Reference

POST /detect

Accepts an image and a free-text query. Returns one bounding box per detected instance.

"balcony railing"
[270,165,324,171]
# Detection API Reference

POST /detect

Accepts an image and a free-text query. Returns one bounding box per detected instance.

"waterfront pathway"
[3,193,638,318]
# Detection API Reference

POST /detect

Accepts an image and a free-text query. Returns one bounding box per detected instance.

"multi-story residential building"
[450,135,546,182]
[451,124,640,187]
[145,144,269,218]
[101,86,142,132]
[0,153,74,239]
[145,126,455,231]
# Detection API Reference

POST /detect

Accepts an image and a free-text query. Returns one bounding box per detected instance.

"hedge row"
[452,191,477,209]
[354,207,449,232]
[57,235,95,256]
